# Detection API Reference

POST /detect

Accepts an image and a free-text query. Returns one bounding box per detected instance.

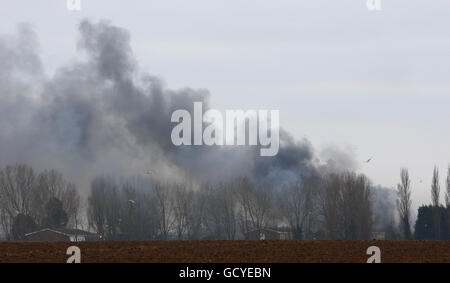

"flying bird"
[145,170,153,175]
[364,158,372,163]
[128,200,136,205]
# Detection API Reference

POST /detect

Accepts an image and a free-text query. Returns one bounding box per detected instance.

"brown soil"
[0,240,448,263]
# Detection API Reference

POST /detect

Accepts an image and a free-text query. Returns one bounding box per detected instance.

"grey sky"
[1,0,450,209]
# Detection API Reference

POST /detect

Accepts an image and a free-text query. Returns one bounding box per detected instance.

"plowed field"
[0,240,448,263]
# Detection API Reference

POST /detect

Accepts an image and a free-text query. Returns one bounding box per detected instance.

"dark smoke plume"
[0,20,354,192]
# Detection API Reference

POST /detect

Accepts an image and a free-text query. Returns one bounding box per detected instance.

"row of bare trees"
[0,163,387,241]
[86,172,376,240]
[319,172,372,240]
[0,164,81,240]
[396,166,450,240]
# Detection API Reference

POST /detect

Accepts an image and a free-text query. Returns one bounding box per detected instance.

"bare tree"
[216,182,237,240]
[339,172,372,240]
[88,176,161,240]
[104,184,122,239]
[236,177,253,236]
[236,178,275,238]
[0,165,36,215]
[203,182,238,240]
[319,173,343,239]
[185,189,206,240]
[154,182,174,240]
[0,165,36,239]
[446,166,450,230]
[60,183,81,228]
[0,165,81,239]
[87,177,108,236]
[223,183,238,240]
[172,184,189,239]
[278,181,313,239]
[431,166,441,238]
[319,172,372,240]
[446,166,450,206]
[120,184,158,240]
[32,170,80,228]
[431,166,440,207]
[396,168,412,239]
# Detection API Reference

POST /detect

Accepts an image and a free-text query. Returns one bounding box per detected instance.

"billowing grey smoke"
[0,20,350,192]
[372,186,398,230]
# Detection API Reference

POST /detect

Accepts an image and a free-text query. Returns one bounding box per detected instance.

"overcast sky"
[1,0,450,209]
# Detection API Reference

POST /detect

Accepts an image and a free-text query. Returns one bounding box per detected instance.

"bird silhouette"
[364,158,372,163]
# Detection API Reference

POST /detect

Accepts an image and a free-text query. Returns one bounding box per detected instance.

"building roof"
[24,228,98,237]
[245,228,290,234]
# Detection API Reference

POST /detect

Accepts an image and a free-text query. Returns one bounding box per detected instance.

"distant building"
[370,232,385,240]
[245,228,292,240]
[24,228,101,242]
